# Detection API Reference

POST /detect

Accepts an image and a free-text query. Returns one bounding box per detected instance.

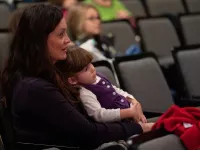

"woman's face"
[83,8,101,37]
[47,17,71,63]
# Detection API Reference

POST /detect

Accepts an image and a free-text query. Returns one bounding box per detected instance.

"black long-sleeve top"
[10,77,143,149]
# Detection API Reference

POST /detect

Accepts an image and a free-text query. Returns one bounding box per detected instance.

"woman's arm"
[22,79,143,149]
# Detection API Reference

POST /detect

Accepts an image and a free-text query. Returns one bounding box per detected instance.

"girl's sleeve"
[80,87,121,122]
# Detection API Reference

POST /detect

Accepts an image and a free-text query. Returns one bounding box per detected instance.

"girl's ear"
[68,77,78,85]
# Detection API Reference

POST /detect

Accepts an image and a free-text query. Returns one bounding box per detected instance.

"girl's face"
[47,17,71,63]
[83,8,101,37]
[74,63,97,85]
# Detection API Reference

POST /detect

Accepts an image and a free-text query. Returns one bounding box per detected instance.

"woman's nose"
[64,34,71,45]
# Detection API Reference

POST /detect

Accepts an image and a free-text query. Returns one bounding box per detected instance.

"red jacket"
[152,105,200,150]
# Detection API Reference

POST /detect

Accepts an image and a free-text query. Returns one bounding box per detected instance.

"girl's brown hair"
[67,3,99,40]
[56,45,93,78]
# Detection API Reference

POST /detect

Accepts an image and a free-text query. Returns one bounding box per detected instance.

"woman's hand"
[129,103,140,122]
[139,122,155,133]
[127,97,147,123]
[137,103,147,123]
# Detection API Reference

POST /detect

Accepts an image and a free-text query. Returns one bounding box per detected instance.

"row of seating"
[102,14,200,66]
[122,0,200,18]
[1,0,200,28]
[94,48,200,116]
[1,0,200,23]
[0,14,200,74]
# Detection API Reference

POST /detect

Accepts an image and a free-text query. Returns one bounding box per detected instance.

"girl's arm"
[80,87,139,122]
[113,85,147,123]
[112,85,139,104]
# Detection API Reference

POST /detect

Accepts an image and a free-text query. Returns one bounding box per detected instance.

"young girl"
[56,45,148,123]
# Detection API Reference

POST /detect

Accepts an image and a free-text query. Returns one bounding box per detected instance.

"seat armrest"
[126,128,169,150]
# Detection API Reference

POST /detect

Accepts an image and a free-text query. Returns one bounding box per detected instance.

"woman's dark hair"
[1,4,76,105]
[9,8,25,34]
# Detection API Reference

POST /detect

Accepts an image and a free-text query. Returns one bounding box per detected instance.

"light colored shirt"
[79,39,108,61]
[80,76,134,123]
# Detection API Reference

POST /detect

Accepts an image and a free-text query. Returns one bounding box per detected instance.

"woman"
[1,4,152,149]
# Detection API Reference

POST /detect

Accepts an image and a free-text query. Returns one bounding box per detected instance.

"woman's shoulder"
[12,77,63,106]
[20,77,55,88]
[15,77,58,96]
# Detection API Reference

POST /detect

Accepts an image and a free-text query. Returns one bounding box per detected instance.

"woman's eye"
[59,32,64,36]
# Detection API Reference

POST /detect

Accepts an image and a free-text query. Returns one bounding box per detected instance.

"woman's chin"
[61,53,67,60]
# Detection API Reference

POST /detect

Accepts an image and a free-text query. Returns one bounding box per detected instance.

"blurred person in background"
[84,0,131,22]
[67,3,117,61]
[67,3,141,61]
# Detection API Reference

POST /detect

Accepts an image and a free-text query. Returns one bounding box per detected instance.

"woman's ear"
[68,77,78,85]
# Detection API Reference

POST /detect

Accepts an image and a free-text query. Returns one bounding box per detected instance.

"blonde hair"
[67,3,99,40]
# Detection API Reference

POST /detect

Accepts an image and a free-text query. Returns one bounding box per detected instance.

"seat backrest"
[180,15,200,45]
[146,0,185,16]
[102,21,138,54]
[17,2,48,9]
[0,3,11,30]
[135,134,185,150]
[185,0,200,13]
[122,0,146,18]
[114,54,174,113]
[93,60,118,87]
[174,48,200,99]
[138,18,180,57]
[0,32,10,70]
